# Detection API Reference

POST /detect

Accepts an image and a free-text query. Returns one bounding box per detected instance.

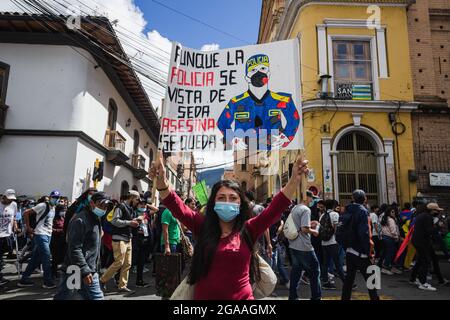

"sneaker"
[42,281,56,289]
[136,281,150,288]
[381,268,394,275]
[418,283,437,291]
[17,279,34,287]
[391,268,402,275]
[0,278,9,286]
[118,287,134,293]
[143,267,150,273]
[409,279,420,286]
[322,282,337,290]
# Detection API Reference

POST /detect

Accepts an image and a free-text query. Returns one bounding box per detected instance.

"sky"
[0,0,262,169]
[134,0,261,49]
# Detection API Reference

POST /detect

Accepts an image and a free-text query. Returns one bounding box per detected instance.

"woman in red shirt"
[149,152,309,300]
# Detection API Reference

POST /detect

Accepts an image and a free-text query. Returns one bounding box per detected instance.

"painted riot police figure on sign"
[217,54,300,150]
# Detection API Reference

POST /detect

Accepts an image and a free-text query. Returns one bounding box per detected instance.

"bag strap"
[35,203,50,227]
[176,219,187,239]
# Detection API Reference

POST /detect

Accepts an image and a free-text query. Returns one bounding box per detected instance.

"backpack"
[335,210,355,249]
[319,211,334,242]
[283,210,299,240]
[30,202,50,229]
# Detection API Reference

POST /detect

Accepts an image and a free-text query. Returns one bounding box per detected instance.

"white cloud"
[201,43,220,51]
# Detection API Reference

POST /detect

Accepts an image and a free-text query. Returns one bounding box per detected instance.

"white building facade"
[0,14,160,201]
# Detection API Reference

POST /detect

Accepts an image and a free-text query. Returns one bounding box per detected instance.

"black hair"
[244,191,255,202]
[381,205,396,226]
[370,204,379,212]
[188,180,257,285]
[403,202,411,210]
[185,198,195,205]
[324,199,338,211]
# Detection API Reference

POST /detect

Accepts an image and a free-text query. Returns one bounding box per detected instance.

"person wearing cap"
[409,202,448,291]
[54,192,110,300]
[217,54,300,151]
[18,190,61,289]
[0,189,18,286]
[100,190,141,293]
[341,189,379,300]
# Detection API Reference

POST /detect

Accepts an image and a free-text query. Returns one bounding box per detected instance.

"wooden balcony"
[104,129,129,166]
[132,154,147,179]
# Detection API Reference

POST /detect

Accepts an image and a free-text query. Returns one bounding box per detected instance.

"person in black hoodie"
[54,192,110,300]
[341,189,379,300]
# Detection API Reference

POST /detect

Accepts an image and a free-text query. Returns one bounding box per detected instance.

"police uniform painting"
[217,54,300,150]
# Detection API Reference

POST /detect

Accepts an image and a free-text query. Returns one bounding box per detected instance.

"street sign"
[429,173,450,187]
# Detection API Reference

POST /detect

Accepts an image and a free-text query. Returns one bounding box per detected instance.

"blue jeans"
[21,234,53,283]
[289,248,321,300]
[382,236,397,269]
[54,272,104,300]
[270,245,289,284]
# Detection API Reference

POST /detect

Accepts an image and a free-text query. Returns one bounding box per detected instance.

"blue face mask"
[87,195,92,202]
[137,208,146,214]
[50,198,58,206]
[214,202,240,222]
[93,207,106,218]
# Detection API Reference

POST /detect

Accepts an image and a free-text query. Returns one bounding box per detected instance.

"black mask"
[250,71,268,87]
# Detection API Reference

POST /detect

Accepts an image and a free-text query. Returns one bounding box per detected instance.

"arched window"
[107,99,118,130]
[120,181,129,198]
[337,131,378,205]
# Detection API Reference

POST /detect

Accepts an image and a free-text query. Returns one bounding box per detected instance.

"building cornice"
[302,99,419,113]
[276,0,411,40]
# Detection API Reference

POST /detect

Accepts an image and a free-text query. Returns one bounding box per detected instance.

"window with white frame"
[332,40,373,100]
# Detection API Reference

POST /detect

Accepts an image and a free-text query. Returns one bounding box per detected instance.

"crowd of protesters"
[1,157,449,299]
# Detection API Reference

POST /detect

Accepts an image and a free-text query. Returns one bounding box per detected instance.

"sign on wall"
[430,173,450,187]
[159,39,303,153]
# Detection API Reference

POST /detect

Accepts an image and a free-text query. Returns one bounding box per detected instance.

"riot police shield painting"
[160,39,303,153]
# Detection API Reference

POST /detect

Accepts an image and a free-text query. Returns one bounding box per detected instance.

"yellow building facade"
[252,0,418,206]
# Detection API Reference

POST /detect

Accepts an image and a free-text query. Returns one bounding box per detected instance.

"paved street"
[1,256,450,300]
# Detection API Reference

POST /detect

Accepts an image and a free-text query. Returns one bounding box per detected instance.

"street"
[2,256,450,300]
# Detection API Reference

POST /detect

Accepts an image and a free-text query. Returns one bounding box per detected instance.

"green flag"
[193,181,208,205]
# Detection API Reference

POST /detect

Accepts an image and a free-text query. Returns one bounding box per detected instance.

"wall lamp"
[318,74,332,99]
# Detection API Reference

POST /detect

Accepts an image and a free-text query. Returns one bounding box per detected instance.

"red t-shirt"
[162,190,291,300]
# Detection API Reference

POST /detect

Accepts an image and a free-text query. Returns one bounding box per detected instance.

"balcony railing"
[132,154,146,170]
[104,129,126,153]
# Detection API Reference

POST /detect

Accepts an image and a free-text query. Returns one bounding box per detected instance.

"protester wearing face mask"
[63,188,97,239]
[0,189,18,286]
[217,54,300,151]
[54,192,111,300]
[100,190,141,294]
[18,190,61,289]
[150,151,309,300]
[50,204,66,279]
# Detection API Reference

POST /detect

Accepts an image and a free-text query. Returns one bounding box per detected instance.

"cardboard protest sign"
[160,39,303,153]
